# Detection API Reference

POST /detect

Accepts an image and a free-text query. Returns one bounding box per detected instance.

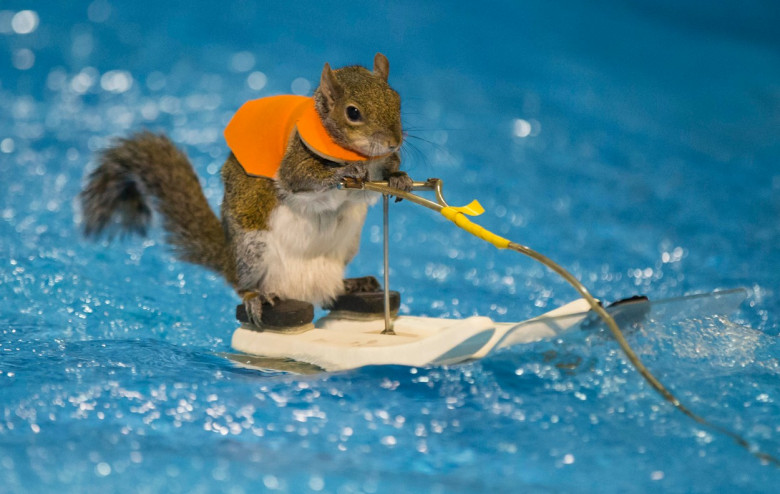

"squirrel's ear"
[373,53,389,81]
[320,63,343,111]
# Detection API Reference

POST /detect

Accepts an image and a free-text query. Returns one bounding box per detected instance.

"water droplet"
[0,138,14,153]
[71,67,98,94]
[11,10,39,35]
[146,71,166,91]
[513,118,532,138]
[71,31,94,59]
[263,474,279,490]
[87,0,112,23]
[100,70,133,93]
[12,49,34,70]
[46,68,68,91]
[291,77,311,95]
[231,51,255,73]
[95,462,111,476]
[308,475,325,491]
[247,71,267,91]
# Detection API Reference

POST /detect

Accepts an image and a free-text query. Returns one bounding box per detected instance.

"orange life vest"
[224,95,370,178]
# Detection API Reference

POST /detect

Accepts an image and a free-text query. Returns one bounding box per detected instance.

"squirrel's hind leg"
[238,293,314,332]
[343,276,381,294]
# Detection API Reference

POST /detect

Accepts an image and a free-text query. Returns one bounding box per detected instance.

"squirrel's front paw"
[388,171,413,201]
[335,162,369,183]
[388,171,413,191]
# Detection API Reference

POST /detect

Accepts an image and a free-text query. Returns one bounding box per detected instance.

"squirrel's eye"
[346,105,362,123]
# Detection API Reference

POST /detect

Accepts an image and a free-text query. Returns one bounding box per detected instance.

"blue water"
[2,0,779,492]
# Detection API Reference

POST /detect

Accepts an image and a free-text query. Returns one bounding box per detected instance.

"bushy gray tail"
[80,131,235,283]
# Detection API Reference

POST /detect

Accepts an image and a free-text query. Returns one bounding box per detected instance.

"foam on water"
[1,0,779,492]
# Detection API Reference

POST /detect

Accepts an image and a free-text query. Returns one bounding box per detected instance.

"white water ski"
[229,289,747,373]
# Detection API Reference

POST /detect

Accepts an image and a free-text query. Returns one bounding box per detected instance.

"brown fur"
[220,154,277,231]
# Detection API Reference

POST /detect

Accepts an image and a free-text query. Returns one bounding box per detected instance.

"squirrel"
[80,53,413,327]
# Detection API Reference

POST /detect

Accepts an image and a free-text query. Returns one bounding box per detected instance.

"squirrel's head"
[314,53,402,158]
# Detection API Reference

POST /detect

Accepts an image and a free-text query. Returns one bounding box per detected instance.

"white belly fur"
[255,189,372,306]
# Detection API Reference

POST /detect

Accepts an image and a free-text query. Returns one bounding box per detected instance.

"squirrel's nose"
[386,139,401,153]
[374,131,401,152]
